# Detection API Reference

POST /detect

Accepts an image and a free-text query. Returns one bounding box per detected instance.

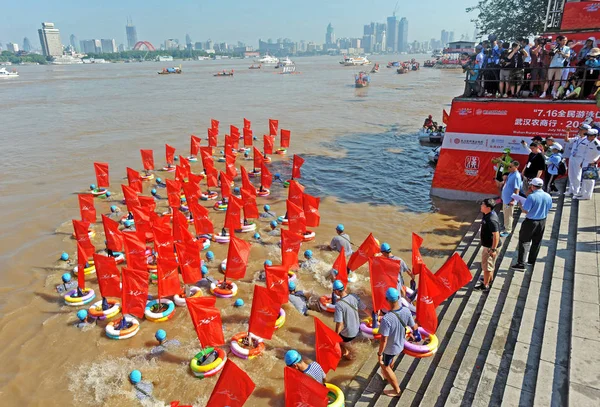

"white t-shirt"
[549,45,570,68]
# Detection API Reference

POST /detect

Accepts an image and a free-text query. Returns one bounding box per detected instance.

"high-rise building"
[441,30,449,47]
[325,23,336,47]
[398,18,408,53]
[69,34,79,52]
[38,22,63,57]
[375,23,386,52]
[118,43,125,52]
[101,39,117,53]
[6,43,19,53]
[126,18,138,50]
[22,37,32,52]
[164,39,178,50]
[387,16,398,52]
[448,31,455,43]
[80,39,102,54]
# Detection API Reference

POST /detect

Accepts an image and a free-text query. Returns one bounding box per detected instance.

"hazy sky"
[2,0,476,48]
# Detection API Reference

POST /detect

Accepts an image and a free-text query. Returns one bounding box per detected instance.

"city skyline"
[1,0,475,50]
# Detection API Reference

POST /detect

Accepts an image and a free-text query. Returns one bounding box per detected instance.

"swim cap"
[156,177,162,183]
[234,298,244,307]
[336,224,345,232]
[201,265,208,275]
[253,232,261,239]
[155,329,167,342]
[181,197,186,202]
[386,287,400,302]
[380,243,391,253]
[331,269,338,276]
[124,220,133,228]
[174,155,179,161]
[264,205,271,211]
[151,189,157,195]
[274,173,281,179]
[285,350,302,366]
[129,370,142,385]
[244,152,249,157]
[264,259,272,267]
[60,252,69,261]
[270,220,277,228]
[234,187,240,194]
[90,184,96,190]
[62,272,72,283]
[77,310,88,321]
[304,250,313,259]
[206,251,215,260]
[253,136,258,140]
[289,280,297,291]
[110,205,118,213]
[333,280,344,291]
[105,191,111,197]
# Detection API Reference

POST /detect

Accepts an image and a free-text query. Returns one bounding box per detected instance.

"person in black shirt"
[523,142,546,189]
[476,198,500,292]
[498,43,511,97]
[509,42,528,96]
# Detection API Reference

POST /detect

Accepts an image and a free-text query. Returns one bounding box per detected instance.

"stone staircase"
[346,180,600,406]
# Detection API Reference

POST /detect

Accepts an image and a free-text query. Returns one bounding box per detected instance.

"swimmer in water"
[300,250,318,270]
[259,204,276,219]
[267,220,281,237]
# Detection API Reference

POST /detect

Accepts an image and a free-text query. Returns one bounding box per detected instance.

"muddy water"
[0,56,477,406]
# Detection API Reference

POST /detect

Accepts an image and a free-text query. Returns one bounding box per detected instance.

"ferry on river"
[254,54,279,64]
[0,67,19,78]
[214,69,234,77]
[340,55,370,66]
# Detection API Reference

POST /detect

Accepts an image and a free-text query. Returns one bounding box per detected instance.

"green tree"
[467,0,547,41]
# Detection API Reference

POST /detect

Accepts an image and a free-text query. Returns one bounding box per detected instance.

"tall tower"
[22,37,32,52]
[70,34,79,52]
[398,18,408,53]
[126,17,138,50]
[38,22,62,57]
[325,23,335,47]
[387,16,398,52]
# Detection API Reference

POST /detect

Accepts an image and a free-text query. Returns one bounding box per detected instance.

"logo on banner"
[464,156,480,176]
[586,3,600,12]
[457,108,473,116]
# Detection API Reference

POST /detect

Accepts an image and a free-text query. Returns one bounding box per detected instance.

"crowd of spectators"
[462,34,600,101]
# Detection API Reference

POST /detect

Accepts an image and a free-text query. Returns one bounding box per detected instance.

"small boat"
[214,70,234,77]
[340,55,370,66]
[0,67,19,78]
[428,146,441,163]
[248,64,262,69]
[254,54,279,64]
[355,72,370,88]
[158,65,182,75]
[275,57,294,68]
[418,128,445,144]
[370,63,379,73]
[387,61,400,68]
[280,65,298,74]
[424,60,436,68]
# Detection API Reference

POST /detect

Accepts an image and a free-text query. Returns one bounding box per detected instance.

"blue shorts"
[381,353,396,367]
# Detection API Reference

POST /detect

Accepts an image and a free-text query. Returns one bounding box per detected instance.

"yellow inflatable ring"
[325,383,345,407]
[190,347,226,373]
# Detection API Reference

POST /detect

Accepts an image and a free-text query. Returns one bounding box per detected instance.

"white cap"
[580,123,591,130]
[531,178,544,187]
[587,128,598,136]
[550,142,563,151]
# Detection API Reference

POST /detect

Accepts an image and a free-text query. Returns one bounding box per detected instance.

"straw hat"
[589,47,600,57]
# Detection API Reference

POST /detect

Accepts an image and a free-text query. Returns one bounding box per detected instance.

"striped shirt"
[303,362,326,384]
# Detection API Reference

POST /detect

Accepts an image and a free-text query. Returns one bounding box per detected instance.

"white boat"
[428,146,441,163]
[339,55,370,66]
[254,54,279,64]
[82,58,109,64]
[51,55,83,65]
[419,128,444,143]
[280,65,297,74]
[0,67,18,78]
[276,56,294,67]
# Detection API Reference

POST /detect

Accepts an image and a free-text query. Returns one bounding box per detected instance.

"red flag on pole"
[265,264,289,304]
[280,129,291,149]
[165,144,176,166]
[225,152,238,179]
[369,256,401,312]
[220,171,232,200]
[94,162,109,187]
[211,119,220,131]
[243,127,253,147]
[166,179,182,208]
[241,188,259,219]
[281,229,303,270]
[263,135,275,155]
[176,241,203,284]
[173,210,194,243]
[314,317,343,373]
[157,255,181,298]
[248,285,281,340]
[224,235,252,280]
[224,196,243,230]
[130,205,152,242]
[153,224,174,259]
[77,241,93,289]
[126,167,143,193]
[286,199,306,235]
[253,147,263,170]
[140,149,154,171]
[412,232,424,275]
[292,155,305,179]
[207,359,255,407]
[72,219,95,254]
[200,146,214,169]
[188,200,214,236]
[190,135,201,157]
[123,232,147,271]
[182,180,200,203]
[287,180,305,208]
[243,118,251,130]
[102,214,124,252]
[240,166,255,195]
[430,253,472,306]
[179,155,191,173]
[121,184,140,211]
[207,128,218,147]
[230,125,240,138]
[303,192,320,227]
[139,195,156,213]
[175,165,189,183]
[186,296,225,347]
[347,233,380,271]
[121,267,149,319]
[416,265,442,333]
[332,247,348,286]
[442,109,450,125]
[78,194,96,223]
[268,119,278,136]
[93,253,121,298]
[205,166,218,189]
[284,366,329,406]
[261,162,273,189]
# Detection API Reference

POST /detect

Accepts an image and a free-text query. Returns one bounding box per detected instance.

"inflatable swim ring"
[187,156,198,162]
[302,230,316,242]
[105,316,140,339]
[73,261,96,275]
[64,288,96,306]
[88,299,121,320]
[214,234,230,244]
[319,295,338,313]
[145,299,176,322]
[162,166,175,172]
[213,201,228,211]
[288,270,297,283]
[248,170,261,178]
[190,347,226,378]
[359,317,382,340]
[91,188,108,197]
[141,173,155,181]
[174,286,202,307]
[325,383,345,407]
[256,188,270,197]
[275,148,287,155]
[235,222,256,233]
[200,191,218,201]
[402,326,439,355]
[210,280,238,298]
[274,308,286,330]
[230,332,265,359]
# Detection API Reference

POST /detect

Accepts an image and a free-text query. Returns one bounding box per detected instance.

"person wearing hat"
[540,35,570,99]
[500,160,522,237]
[544,144,564,193]
[267,220,281,237]
[288,280,312,316]
[583,47,600,96]
[329,224,353,256]
[565,126,594,196]
[575,129,600,200]
[259,204,276,218]
[577,37,596,61]
[512,177,552,270]
[564,123,590,159]
[333,280,367,358]
[423,115,434,129]
[284,350,326,384]
[491,148,513,194]
[543,137,561,157]
[380,242,415,293]
[300,249,319,270]
[522,142,546,190]
[377,287,418,397]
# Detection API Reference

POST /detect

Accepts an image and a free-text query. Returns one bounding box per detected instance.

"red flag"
[332,247,348,286]
[94,162,109,187]
[207,359,255,407]
[153,224,174,258]
[253,147,264,171]
[268,119,278,136]
[205,166,218,189]
[186,296,225,347]
[286,200,306,235]
[224,134,233,154]
[412,232,424,275]
[139,195,156,213]
[102,214,124,252]
[292,155,305,179]
[189,172,205,185]
[157,255,181,297]
[281,229,303,270]
[78,194,96,223]
[123,232,147,271]
[166,179,182,208]
[280,129,291,148]
[225,235,252,280]
[287,180,305,208]
[230,125,240,138]
[240,166,256,196]
[183,180,200,202]
[121,184,140,211]
[224,196,243,230]
[261,162,272,189]
[248,285,281,340]
[77,241,93,289]
[200,146,214,169]
[175,165,189,183]
[126,167,143,193]
[416,265,442,333]
[369,257,401,312]
[220,171,232,200]
[176,241,203,284]
[121,267,149,319]
[265,264,289,304]
[243,118,251,130]
[131,205,152,242]
[225,152,238,179]
[188,200,214,235]
[314,317,342,373]
[93,253,121,298]
[140,149,154,171]
[284,366,329,407]
[430,253,472,306]
[347,233,380,271]
[190,135,201,157]
[207,128,218,147]
[211,119,220,131]
[173,210,194,243]
[165,144,176,166]
[243,128,253,147]
[180,155,191,173]
[442,109,450,125]
[241,188,259,219]
[303,192,320,227]
[72,219,95,254]
[263,135,275,155]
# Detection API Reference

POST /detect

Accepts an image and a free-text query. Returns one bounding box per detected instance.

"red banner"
[165,144,176,165]
[241,188,259,219]
[211,119,220,131]
[286,200,306,235]
[284,366,329,407]
[561,2,600,30]
[281,229,303,270]
[78,194,96,223]
[243,127,253,147]
[200,146,213,169]
[243,118,251,130]
[207,359,255,407]
[248,285,281,340]
[173,210,194,243]
[93,253,121,298]
[269,119,278,136]
[157,255,181,298]
[94,162,109,187]
[121,267,150,319]
[175,165,188,183]
[183,180,200,202]
[253,147,263,170]
[123,232,147,271]
[347,233,379,271]
[369,256,401,312]
[292,155,305,179]
[303,192,321,227]
[224,197,242,231]
[186,296,225,347]
[130,206,152,242]
[72,219,94,254]
[77,241,92,289]
[265,264,289,304]
[188,200,214,235]
[102,214,124,252]
[416,265,443,333]
[166,179,182,208]
[240,166,255,195]
[225,235,252,280]
[280,129,291,148]
[140,149,154,171]
[314,317,342,373]
[220,171,232,200]
[190,135,201,157]
[260,163,273,189]
[225,152,238,179]
[287,180,305,208]
[263,135,275,155]
[412,232,424,275]
[126,167,143,193]
[332,247,348,286]
[207,128,217,147]
[176,240,203,284]
[153,224,174,258]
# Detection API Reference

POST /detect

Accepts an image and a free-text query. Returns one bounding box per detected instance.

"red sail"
[153,224,174,259]
[186,296,225,348]
[182,180,200,202]
[72,219,95,254]
[430,253,472,307]
[314,317,342,373]
[173,210,194,244]
[253,147,263,170]
[179,155,191,173]
[211,119,220,131]
[165,144,176,166]
[188,200,214,235]
[224,196,242,230]
[280,129,291,148]
[240,166,255,195]
[220,171,232,200]
[126,167,143,193]
[265,264,289,304]
[102,214,124,252]
[123,232,147,271]
[121,267,150,319]
[78,194,96,223]
[303,192,321,227]
[130,205,152,242]
[157,255,181,298]
[224,235,252,280]
[176,241,203,284]
[243,118,251,130]
[412,232,424,275]
[190,135,202,157]
[77,241,93,289]
[241,188,259,219]
[140,149,154,171]
[121,184,141,211]
[369,256,402,312]
[261,162,273,189]
[292,155,305,179]
[93,253,121,298]
[332,247,348,286]
[281,229,303,270]
[268,119,278,136]
[243,128,253,147]
[286,199,306,235]
[175,165,189,183]
[94,162,110,187]
[416,265,442,333]
[207,128,218,147]
[248,285,281,340]
[263,135,275,155]
[166,179,182,208]
[287,180,305,208]
[207,359,255,407]
[347,233,380,271]
[200,146,214,169]
[284,366,329,406]
[205,166,218,189]
[225,151,238,179]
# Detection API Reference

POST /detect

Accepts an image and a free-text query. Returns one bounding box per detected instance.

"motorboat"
[419,127,445,144]
[424,60,436,68]
[340,55,370,66]
[248,64,262,69]
[428,146,441,163]
[355,72,370,88]
[158,66,182,74]
[280,65,298,74]
[214,70,234,77]
[254,54,279,64]
[0,67,18,78]
[275,56,294,68]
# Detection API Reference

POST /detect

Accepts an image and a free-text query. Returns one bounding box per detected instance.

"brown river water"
[0,56,478,406]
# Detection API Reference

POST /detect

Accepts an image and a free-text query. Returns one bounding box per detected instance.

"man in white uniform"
[575,131,600,200]
[565,126,593,196]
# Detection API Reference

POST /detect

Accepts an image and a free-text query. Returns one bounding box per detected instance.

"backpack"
[557,160,567,176]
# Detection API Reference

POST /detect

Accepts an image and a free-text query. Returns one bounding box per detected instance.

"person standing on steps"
[522,142,546,190]
[329,224,353,256]
[333,280,367,359]
[574,129,600,200]
[501,161,522,237]
[475,198,501,292]
[377,288,418,398]
[565,125,592,196]
[380,242,415,294]
[512,178,552,270]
